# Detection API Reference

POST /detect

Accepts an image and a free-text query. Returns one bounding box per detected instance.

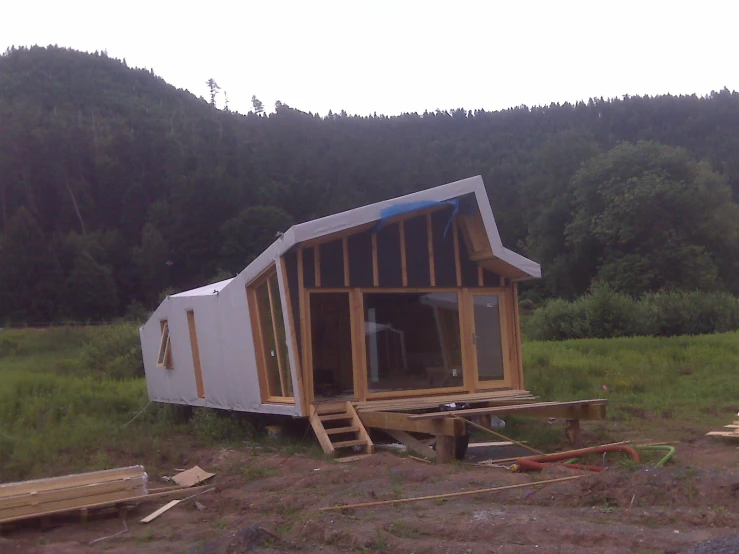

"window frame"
[157,319,174,370]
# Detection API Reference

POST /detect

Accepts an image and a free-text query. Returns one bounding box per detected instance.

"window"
[251,272,294,400]
[364,292,463,394]
[157,320,173,369]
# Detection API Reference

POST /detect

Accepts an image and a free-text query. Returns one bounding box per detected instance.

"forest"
[2,45,739,324]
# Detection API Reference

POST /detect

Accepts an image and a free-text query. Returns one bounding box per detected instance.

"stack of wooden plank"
[354,389,536,413]
[0,466,148,525]
[706,419,739,440]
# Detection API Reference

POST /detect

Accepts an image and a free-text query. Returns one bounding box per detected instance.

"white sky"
[3,1,737,116]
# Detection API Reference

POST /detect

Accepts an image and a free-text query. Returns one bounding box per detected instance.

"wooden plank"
[385,430,437,460]
[140,500,181,523]
[186,310,205,399]
[371,233,379,286]
[350,288,367,402]
[409,399,609,421]
[343,236,350,287]
[354,390,536,412]
[426,213,435,286]
[319,413,352,422]
[346,401,375,454]
[399,220,408,287]
[325,426,360,435]
[358,410,464,437]
[0,485,213,526]
[279,258,306,415]
[0,467,145,498]
[332,439,367,448]
[309,405,336,456]
[452,220,462,287]
[334,454,372,463]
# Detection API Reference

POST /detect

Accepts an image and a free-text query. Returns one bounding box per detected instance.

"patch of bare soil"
[2,442,739,554]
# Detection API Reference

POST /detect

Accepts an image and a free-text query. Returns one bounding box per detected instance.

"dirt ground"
[2,438,739,554]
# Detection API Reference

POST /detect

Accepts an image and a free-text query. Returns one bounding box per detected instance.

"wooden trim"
[399,220,408,287]
[186,310,205,399]
[266,277,288,396]
[314,245,321,287]
[452,220,462,287]
[265,395,296,404]
[298,248,314,406]
[477,265,483,286]
[350,288,367,401]
[366,386,467,401]
[513,282,524,390]
[342,236,350,287]
[246,286,270,403]
[371,233,379,286]
[280,258,306,415]
[426,213,435,286]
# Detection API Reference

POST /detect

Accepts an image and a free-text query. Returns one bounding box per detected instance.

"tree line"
[2,45,739,323]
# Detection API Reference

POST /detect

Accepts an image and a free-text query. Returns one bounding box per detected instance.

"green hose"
[636,445,675,467]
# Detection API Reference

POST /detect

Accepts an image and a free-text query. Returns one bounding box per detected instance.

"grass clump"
[79,321,143,379]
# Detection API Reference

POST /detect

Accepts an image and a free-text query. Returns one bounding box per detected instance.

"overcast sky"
[3,1,737,116]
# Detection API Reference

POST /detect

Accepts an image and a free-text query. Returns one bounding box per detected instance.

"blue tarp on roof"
[375,198,461,237]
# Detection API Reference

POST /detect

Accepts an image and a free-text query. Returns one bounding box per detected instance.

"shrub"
[79,322,143,379]
[527,289,739,341]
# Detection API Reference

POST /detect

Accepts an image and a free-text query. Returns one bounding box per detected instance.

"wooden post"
[371,234,379,286]
[452,220,462,287]
[343,236,350,287]
[477,265,483,287]
[566,419,582,447]
[314,245,321,287]
[427,213,435,286]
[435,435,456,463]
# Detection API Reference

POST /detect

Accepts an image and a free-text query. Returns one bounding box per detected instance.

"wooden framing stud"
[399,220,408,287]
[452,220,462,287]
[342,236,350,287]
[314,245,321,287]
[371,233,379,287]
[426,213,435,286]
[186,310,205,399]
[477,265,483,287]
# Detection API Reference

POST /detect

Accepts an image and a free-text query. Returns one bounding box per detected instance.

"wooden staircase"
[310,401,374,458]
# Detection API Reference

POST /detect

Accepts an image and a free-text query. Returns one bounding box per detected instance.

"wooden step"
[332,439,367,449]
[319,413,350,422]
[325,426,359,435]
[315,402,349,415]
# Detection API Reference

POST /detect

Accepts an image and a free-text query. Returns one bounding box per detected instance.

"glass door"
[469,292,510,388]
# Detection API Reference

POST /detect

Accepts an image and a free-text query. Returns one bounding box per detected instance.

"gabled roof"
[172,175,540,298]
[239,175,540,285]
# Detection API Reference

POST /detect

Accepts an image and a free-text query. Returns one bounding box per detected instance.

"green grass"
[3,326,739,482]
[524,331,739,434]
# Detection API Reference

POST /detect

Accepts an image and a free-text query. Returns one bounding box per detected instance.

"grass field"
[1,326,738,483]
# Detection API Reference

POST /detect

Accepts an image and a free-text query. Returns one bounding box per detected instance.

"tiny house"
[141,176,545,457]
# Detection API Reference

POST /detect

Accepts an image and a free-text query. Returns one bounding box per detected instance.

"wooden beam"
[435,435,455,463]
[385,430,436,460]
[342,236,350,287]
[426,213,435,286]
[350,288,367,402]
[399,220,408,287]
[314,245,321,287]
[358,410,464,436]
[371,233,379,286]
[477,265,483,287]
[409,399,609,421]
[186,310,205,399]
[452,220,462,287]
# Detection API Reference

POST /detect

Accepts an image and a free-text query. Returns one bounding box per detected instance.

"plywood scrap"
[171,466,214,487]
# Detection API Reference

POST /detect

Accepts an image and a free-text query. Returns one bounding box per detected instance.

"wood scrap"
[140,500,181,523]
[385,429,437,460]
[171,466,214,487]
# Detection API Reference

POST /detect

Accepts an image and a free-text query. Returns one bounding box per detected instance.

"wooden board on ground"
[385,430,437,461]
[171,466,214,487]
[141,500,181,523]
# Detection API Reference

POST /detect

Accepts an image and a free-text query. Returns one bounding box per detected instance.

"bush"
[79,322,143,379]
[527,288,739,341]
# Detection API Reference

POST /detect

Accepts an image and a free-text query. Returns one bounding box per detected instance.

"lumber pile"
[706,420,739,439]
[354,389,536,412]
[0,466,147,525]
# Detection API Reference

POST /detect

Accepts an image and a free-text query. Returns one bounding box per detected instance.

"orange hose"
[514,445,640,472]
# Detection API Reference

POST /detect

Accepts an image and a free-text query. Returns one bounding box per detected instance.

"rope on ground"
[89,520,129,545]
[120,400,152,428]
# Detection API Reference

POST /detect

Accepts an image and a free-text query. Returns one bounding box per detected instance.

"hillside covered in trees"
[2,45,739,323]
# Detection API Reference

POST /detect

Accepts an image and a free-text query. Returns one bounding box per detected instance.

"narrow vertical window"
[157,320,173,369]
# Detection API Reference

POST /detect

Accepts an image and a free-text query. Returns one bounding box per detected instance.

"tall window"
[252,272,293,400]
[157,320,173,369]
